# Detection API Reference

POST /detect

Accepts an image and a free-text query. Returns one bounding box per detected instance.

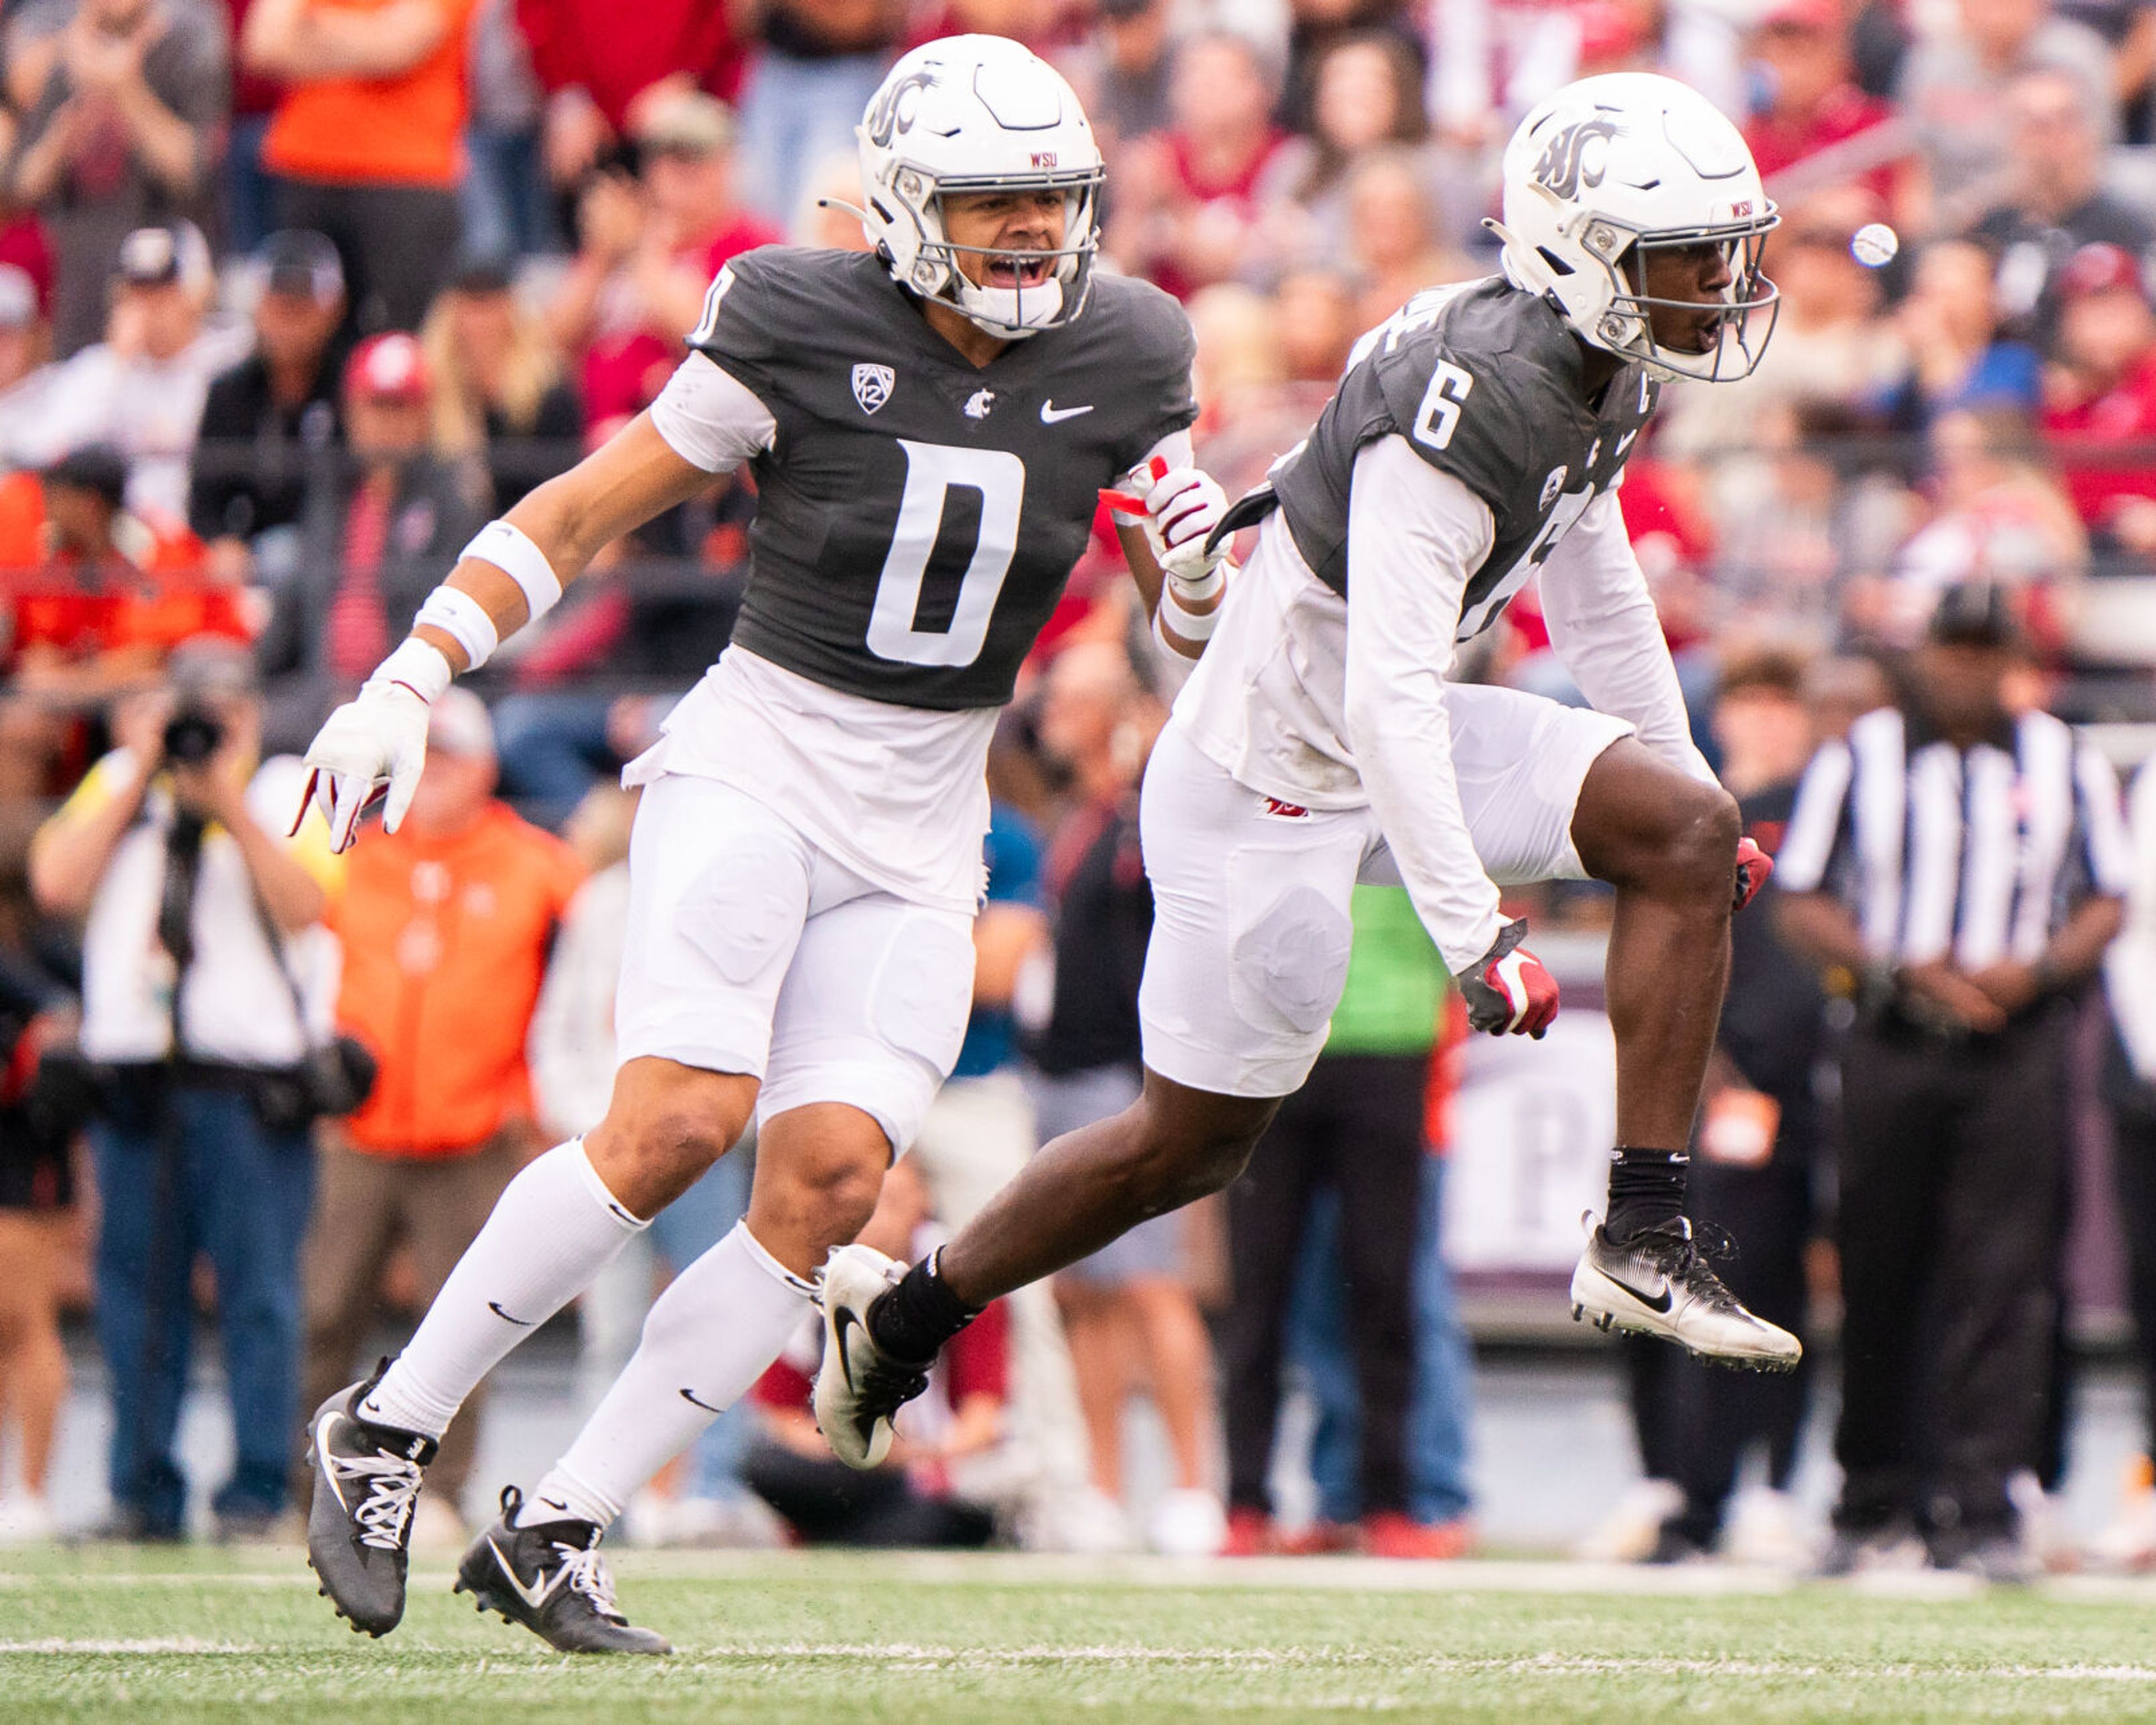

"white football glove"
[294,645,444,852]
[1131,459,1229,597]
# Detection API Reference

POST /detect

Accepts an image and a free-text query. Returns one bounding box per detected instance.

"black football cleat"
[304,1367,437,1636]
[454,1487,671,1655]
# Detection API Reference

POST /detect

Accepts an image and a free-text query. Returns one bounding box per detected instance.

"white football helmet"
[854,35,1104,339]
[1488,72,1779,384]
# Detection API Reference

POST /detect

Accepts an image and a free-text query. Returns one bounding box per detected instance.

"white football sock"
[361,1139,647,1439]
[517,1221,812,1530]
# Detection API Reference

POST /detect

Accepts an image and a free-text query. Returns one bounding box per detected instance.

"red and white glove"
[1732,835,1774,912]
[293,638,447,851]
[1113,455,1228,597]
[1459,919,1560,1039]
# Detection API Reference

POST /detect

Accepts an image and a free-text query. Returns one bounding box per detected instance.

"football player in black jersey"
[295,36,1231,1651]
[820,73,1807,1480]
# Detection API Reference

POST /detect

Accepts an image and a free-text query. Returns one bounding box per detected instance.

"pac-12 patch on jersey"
[690,248,1198,712]
[1266,276,1660,645]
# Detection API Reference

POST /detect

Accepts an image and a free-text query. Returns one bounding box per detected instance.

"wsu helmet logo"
[865,69,938,147]
[1532,116,1620,200]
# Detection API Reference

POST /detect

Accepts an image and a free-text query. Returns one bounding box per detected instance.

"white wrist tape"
[413,584,501,669]
[1166,559,1226,605]
[1157,583,1220,645]
[460,519,563,624]
[366,636,454,704]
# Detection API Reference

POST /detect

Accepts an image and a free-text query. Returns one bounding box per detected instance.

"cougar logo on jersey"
[864,67,937,147]
[1540,467,1569,510]
[963,389,996,419]
[1532,116,1620,200]
[852,364,895,415]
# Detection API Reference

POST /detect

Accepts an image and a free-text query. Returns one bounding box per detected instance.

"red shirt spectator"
[1743,0,1912,213]
[2041,243,2156,536]
[546,90,781,439]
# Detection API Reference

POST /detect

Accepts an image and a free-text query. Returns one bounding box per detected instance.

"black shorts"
[0,1122,74,1212]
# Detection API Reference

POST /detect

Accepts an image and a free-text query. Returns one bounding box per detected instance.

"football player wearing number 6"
[298,36,1225,1653]
[817,72,1806,1476]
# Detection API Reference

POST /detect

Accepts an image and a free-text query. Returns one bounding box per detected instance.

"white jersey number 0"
[866,440,1026,669]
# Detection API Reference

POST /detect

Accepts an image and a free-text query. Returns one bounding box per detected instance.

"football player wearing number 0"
[296,36,1225,1653]
[817,71,1805,1477]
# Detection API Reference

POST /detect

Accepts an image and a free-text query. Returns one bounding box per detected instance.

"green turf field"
[8,1545,2156,1722]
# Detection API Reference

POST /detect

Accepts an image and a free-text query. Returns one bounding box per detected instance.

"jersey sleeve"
[1369,334,1532,523]
[1536,492,1715,784]
[683,250,784,402]
[1341,434,1508,975]
[648,352,778,474]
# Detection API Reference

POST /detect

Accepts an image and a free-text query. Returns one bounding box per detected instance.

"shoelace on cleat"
[551,1540,628,1623]
[851,1351,930,1431]
[1643,1221,1746,1315]
[336,1452,423,1551]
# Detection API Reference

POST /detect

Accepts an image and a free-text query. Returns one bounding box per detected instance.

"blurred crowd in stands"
[0,0,2153,1580]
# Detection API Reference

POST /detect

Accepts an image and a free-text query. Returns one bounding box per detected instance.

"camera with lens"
[162,706,225,766]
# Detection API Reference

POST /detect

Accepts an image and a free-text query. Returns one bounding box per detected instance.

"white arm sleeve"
[647,350,778,474]
[1537,490,1716,785]
[1343,435,1509,975]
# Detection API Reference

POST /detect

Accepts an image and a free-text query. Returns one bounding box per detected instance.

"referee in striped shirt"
[1775,582,2133,1579]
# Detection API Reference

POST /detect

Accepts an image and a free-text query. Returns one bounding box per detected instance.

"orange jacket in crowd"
[0,470,248,670]
[331,800,583,1156]
[263,0,484,188]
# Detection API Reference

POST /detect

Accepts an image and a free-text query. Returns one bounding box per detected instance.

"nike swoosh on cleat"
[488,1302,536,1326]
[679,1388,725,1414]
[1040,400,1094,423]
[1603,1272,1674,1315]
[830,1306,880,1439]
[314,1412,350,1510]
[487,1537,567,1612]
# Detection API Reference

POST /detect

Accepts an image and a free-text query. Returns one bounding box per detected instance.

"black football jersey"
[1266,276,1660,642]
[690,248,1198,710]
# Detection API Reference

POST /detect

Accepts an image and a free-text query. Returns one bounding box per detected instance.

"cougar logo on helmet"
[1533,117,1620,200]
[865,69,938,148]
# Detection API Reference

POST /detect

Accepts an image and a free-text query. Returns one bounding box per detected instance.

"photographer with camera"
[26,636,342,1541]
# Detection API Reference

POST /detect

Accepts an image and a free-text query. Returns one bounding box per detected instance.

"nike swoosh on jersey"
[489,1301,536,1326]
[679,1388,726,1415]
[488,1537,568,1611]
[1040,400,1095,423]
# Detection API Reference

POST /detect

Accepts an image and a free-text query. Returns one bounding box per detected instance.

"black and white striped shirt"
[1776,706,2134,966]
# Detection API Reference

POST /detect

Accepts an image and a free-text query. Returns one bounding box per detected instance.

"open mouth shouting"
[985,250,1055,290]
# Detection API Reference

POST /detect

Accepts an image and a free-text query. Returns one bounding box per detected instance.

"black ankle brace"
[866,1249,982,1363]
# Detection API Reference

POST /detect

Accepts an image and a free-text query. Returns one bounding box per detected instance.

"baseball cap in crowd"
[260,230,345,304]
[1926,580,2023,651]
[344,332,431,404]
[2059,241,2146,302]
[426,686,496,759]
[41,444,130,509]
[633,90,736,158]
[114,222,210,291]
[0,263,39,330]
